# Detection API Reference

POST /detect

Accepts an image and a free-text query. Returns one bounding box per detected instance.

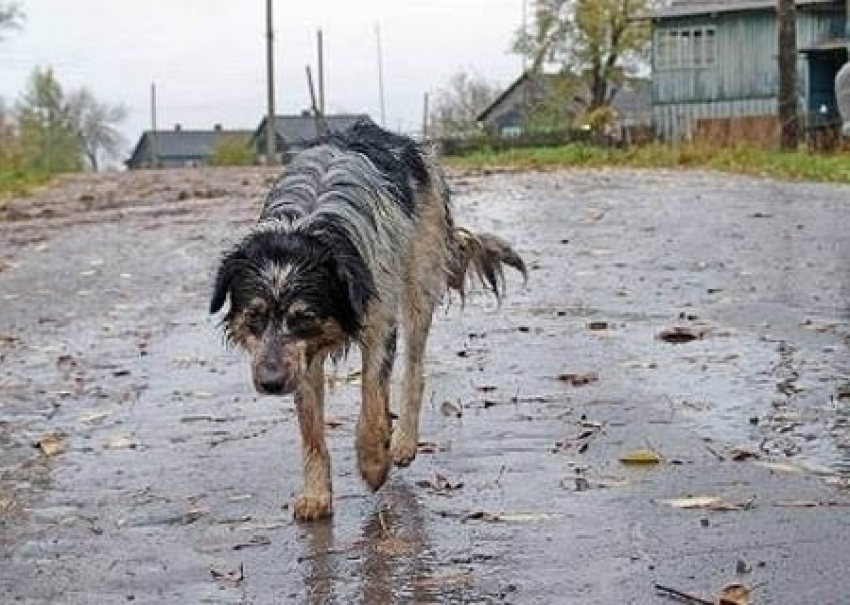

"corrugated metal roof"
[656,0,836,18]
[146,129,252,159]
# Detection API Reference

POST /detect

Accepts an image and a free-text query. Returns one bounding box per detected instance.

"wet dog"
[210,121,525,520]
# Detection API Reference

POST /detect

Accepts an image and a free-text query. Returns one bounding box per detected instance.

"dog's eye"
[286,310,320,335]
[245,308,268,335]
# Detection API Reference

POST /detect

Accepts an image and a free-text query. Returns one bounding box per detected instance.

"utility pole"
[421,92,429,140]
[777,0,800,150]
[150,82,159,168]
[375,23,386,127]
[317,28,325,117]
[265,0,277,164]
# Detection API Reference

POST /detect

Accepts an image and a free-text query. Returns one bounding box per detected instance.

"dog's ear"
[333,252,373,323]
[210,248,245,314]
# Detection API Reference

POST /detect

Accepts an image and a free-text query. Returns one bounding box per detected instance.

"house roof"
[477,72,652,123]
[255,113,371,147]
[127,128,252,165]
[655,0,836,18]
[476,72,535,123]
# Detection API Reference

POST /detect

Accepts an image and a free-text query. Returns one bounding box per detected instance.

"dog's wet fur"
[211,121,526,520]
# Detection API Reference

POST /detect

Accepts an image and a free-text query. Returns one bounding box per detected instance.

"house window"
[655,26,716,70]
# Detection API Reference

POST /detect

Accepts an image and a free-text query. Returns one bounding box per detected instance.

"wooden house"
[476,72,652,137]
[126,124,252,169]
[651,0,847,143]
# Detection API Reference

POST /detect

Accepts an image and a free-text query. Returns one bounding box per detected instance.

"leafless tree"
[429,70,499,138]
[0,2,23,41]
[66,88,128,171]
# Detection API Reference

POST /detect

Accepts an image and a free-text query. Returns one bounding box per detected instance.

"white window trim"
[655,26,717,70]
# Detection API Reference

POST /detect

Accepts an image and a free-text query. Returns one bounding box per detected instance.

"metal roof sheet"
[656,0,835,18]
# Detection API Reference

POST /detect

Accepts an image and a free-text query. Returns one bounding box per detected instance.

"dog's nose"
[257,376,287,394]
[254,365,294,395]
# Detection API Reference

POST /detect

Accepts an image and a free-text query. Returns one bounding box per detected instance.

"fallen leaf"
[772,499,849,508]
[416,472,463,495]
[730,447,759,462]
[210,563,244,583]
[461,511,556,523]
[574,476,591,492]
[656,326,708,344]
[557,371,599,386]
[717,582,751,605]
[79,411,110,425]
[325,416,344,429]
[440,400,462,418]
[36,433,63,457]
[825,476,850,489]
[660,496,748,511]
[417,441,443,454]
[619,448,662,465]
[104,435,137,450]
[233,535,271,550]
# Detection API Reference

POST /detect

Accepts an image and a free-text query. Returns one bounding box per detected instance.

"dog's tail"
[447,227,527,303]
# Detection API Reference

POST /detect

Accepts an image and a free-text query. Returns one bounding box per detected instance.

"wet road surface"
[1,167,848,604]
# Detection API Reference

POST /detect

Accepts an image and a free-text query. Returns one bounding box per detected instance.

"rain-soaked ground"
[0,166,848,604]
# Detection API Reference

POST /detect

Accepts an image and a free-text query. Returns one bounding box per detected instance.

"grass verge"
[0,167,52,199]
[445,142,850,183]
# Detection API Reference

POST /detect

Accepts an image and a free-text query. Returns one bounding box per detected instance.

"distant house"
[126,124,253,169]
[252,113,371,162]
[651,0,847,142]
[476,72,652,137]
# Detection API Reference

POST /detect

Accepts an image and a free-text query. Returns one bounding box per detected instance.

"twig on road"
[654,583,713,605]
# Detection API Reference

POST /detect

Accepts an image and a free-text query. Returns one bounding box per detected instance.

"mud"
[0,166,848,604]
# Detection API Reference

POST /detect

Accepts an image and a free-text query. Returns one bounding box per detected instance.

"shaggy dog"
[210,121,525,520]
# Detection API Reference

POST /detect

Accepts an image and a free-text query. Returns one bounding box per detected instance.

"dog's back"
[259,120,452,313]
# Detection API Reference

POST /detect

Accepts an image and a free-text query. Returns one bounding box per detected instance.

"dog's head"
[210,227,372,395]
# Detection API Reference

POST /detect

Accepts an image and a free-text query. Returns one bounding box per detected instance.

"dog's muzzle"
[252,339,307,395]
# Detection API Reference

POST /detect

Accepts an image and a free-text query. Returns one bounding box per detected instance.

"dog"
[210,121,525,521]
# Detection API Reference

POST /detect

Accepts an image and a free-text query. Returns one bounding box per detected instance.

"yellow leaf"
[717,582,751,605]
[37,433,63,457]
[619,448,662,465]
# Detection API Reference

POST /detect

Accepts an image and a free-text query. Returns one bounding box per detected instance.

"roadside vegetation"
[1,3,126,199]
[444,142,850,183]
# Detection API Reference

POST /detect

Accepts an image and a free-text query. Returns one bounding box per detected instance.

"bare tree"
[0,1,23,41]
[429,70,499,138]
[777,0,800,150]
[66,88,128,171]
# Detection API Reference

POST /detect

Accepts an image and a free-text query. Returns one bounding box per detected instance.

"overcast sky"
[0,0,525,153]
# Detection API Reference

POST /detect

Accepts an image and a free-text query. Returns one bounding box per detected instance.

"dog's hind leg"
[356,321,395,491]
[293,356,333,521]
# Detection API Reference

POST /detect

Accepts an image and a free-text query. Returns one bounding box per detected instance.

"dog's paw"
[292,493,333,521]
[390,432,418,468]
[357,437,391,491]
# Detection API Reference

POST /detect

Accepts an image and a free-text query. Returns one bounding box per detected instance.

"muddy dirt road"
[1,166,848,604]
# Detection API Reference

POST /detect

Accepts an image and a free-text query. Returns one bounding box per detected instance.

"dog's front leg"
[293,356,333,521]
[356,329,394,491]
